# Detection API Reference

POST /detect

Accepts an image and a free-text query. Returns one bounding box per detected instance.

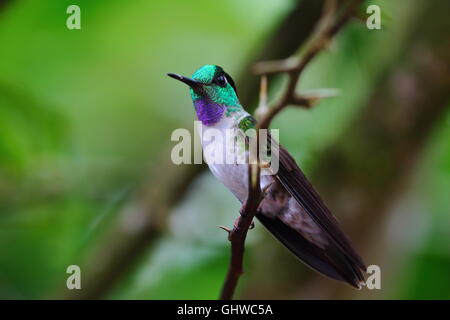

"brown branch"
[237,0,327,110]
[219,163,262,300]
[220,75,268,300]
[257,0,361,130]
[219,0,362,300]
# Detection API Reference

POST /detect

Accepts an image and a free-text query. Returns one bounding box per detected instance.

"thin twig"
[255,75,268,120]
[220,77,266,300]
[257,0,360,130]
[219,0,362,300]
[219,163,261,300]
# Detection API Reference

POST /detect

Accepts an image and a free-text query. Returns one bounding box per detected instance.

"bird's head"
[168,65,241,126]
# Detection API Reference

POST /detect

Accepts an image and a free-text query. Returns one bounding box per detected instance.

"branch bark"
[256,0,360,129]
[237,0,327,110]
[219,0,362,300]
[219,163,261,300]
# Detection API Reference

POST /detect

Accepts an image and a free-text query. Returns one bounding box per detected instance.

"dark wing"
[261,141,366,287]
[256,213,362,286]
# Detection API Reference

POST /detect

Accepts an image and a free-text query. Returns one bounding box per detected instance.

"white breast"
[198,115,271,203]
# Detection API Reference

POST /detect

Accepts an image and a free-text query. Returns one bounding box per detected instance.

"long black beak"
[167,73,202,88]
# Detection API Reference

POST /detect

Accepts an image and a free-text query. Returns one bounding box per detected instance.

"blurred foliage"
[0,0,448,299]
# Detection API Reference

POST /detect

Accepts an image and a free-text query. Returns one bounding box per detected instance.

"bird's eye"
[215,75,228,87]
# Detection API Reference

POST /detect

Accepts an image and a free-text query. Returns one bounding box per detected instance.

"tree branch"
[219,162,262,300]
[219,0,362,300]
[256,0,361,129]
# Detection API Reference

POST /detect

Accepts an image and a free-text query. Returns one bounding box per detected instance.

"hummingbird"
[168,65,366,288]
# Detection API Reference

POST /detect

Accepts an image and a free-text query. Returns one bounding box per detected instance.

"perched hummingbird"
[168,65,366,288]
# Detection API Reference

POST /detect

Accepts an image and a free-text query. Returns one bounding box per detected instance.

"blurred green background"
[0,0,449,299]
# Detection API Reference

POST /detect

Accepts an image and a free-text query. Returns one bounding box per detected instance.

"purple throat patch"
[194,99,225,126]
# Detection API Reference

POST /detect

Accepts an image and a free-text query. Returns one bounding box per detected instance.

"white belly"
[208,162,249,202]
[199,117,271,203]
